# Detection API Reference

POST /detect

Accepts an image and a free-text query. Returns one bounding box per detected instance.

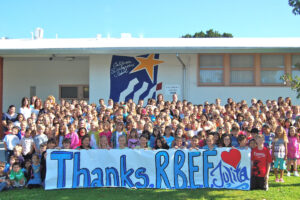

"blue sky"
[0,0,299,39]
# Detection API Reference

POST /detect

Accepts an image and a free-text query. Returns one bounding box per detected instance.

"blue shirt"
[163,136,174,148]
[231,135,239,147]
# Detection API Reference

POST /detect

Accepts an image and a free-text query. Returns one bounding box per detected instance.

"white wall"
[3,57,89,110]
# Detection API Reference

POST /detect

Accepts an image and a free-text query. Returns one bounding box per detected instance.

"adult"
[19,97,31,119]
[2,105,18,131]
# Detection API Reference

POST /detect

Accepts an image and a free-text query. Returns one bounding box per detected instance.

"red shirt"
[251,147,272,177]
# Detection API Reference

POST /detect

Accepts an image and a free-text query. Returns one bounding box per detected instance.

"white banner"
[45,148,251,190]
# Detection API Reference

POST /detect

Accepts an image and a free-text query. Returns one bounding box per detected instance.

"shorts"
[274,158,286,170]
[251,176,268,190]
[288,158,298,161]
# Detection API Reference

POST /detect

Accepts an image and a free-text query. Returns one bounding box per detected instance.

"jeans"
[0,182,8,192]
[5,150,14,163]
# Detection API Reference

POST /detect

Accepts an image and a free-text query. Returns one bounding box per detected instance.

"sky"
[0,0,299,39]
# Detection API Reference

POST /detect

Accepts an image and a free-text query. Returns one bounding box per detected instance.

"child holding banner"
[251,135,272,190]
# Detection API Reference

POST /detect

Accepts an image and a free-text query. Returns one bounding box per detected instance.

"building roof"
[1,38,300,56]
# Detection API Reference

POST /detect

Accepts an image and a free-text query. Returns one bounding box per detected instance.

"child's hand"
[284,155,287,160]
[264,175,269,181]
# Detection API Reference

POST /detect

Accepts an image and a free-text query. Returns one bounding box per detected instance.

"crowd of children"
[0,95,299,191]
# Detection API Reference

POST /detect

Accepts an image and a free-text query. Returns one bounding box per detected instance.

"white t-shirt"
[20,137,34,155]
[116,131,124,148]
[19,107,31,119]
[4,134,20,150]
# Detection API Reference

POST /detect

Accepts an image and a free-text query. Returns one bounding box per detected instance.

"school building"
[0,37,300,113]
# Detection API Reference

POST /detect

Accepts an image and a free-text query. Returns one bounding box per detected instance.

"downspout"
[176,53,186,100]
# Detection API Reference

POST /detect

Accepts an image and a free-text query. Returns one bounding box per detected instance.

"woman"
[2,105,18,131]
[19,97,31,119]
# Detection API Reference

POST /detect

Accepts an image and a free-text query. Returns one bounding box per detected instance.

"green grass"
[1,174,300,200]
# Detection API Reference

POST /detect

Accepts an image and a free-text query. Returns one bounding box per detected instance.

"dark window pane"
[61,87,78,98]
[83,86,89,99]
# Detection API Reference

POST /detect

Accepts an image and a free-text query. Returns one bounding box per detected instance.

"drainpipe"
[176,53,186,100]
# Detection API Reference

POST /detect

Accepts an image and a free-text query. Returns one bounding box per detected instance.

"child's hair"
[250,128,259,135]
[231,126,240,132]
[128,129,138,139]
[81,134,91,142]
[62,138,71,144]
[192,135,199,140]
[12,162,21,168]
[255,134,264,141]
[288,126,299,139]
[221,133,231,147]
[284,118,292,128]
[14,144,23,151]
[40,143,47,149]
[206,135,214,142]
[12,126,20,132]
[32,154,40,161]
[47,138,56,145]
[118,135,126,142]
[237,134,247,143]
[274,125,288,142]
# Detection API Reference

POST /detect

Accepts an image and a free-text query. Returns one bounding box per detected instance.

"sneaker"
[294,171,299,177]
[287,171,291,177]
[279,178,284,183]
[275,178,280,182]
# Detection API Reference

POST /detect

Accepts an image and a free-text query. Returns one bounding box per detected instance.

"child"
[251,135,272,191]
[238,135,248,150]
[128,129,139,149]
[13,145,24,168]
[262,124,275,150]
[20,129,35,160]
[249,139,257,149]
[287,126,299,177]
[118,135,128,149]
[135,134,151,150]
[0,161,10,192]
[3,126,20,162]
[77,135,92,150]
[99,122,112,147]
[4,156,17,174]
[173,137,186,149]
[163,126,174,148]
[111,122,127,149]
[189,136,200,150]
[4,121,14,135]
[88,121,100,149]
[27,154,42,189]
[34,124,48,154]
[272,126,288,183]
[202,135,217,150]
[230,126,240,147]
[9,163,26,188]
[220,134,232,147]
[18,121,27,139]
[149,127,160,148]
[154,137,169,150]
[65,124,79,149]
[62,138,71,149]
[99,135,110,149]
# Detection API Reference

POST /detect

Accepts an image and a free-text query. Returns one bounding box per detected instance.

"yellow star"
[130,54,164,82]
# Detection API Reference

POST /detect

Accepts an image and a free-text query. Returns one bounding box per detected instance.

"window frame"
[59,84,89,100]
[197,53,300,87]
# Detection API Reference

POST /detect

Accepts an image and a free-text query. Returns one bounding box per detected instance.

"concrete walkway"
[0,141,5,162]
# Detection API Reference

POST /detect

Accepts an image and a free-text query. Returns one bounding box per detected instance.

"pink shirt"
[65,132,79,149]
[287,136,299,159]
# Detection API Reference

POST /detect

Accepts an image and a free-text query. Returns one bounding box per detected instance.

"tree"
[280,63,300,98]
[182,29,233,38]
[289,0,300,15]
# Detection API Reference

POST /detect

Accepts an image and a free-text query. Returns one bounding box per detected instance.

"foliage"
[281,63,300,98]
[289,0,300,15]
[182,29,233,38]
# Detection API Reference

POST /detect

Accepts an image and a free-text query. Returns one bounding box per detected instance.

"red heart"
[221,149,241,169]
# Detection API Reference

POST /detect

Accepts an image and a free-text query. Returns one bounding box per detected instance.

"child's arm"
[271,142,275,160]
[265,162,271,180]
[3,141,7,151]
[284,142,288,160]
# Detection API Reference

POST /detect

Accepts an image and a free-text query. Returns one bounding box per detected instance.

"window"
[230,55,254,84]
[59,85,89,100]
[292,55,300,78]
[199,55,223,84]
[260,55,285,84]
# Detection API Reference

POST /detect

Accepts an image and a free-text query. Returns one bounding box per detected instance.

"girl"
[163,126,174,148]
[118,135,128,149]
[202,135,217,150]
[135,134,151,150]
[88,121,100,149]
[154,137,169,150]
[65,124,79,149]
[149,127,160,148]
[189,136,200,150]
[27,154,42,188]
[99,135,110,149]
[128,129,139,149]
[77,135,92,150]
[287,126,299,177]
[58,125,68,148]
[99,122,112,147]
[20,129,35,161]
[77,127,87,147]
[220,134,232,147]
[173,137,186,149]
[272,126,288,183]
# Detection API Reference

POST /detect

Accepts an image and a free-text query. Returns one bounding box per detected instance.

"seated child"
[9,163,26,188]
[118,135,128,149]
[62,138,71,149]
[4,155,18,174]
[189,136,200,150]
[251,135,272,191]
[202,135,217,150]
[173,137,186,149]
[0,161,10,192]
[13,144,24,168]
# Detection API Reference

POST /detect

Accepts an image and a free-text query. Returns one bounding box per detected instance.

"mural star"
[131,54,164,82]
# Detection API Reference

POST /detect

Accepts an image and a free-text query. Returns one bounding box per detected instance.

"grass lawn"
[0,174,300,200]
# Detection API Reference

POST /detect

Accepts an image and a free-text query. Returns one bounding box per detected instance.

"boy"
[3,126,20,162]
[190,135,200,150]
[0,161,10,192]
[251,135,272,191]
[230,126,240,147]
[62,138,71,149]
[9,162,26,188]
[34,124,48,154]
[237,135,248,150]
[262,124,275,150]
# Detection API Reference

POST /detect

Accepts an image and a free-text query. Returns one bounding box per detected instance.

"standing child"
[20,129,35,160]
[262,124,275,151]
[128,129,139,149]
[251,135,272,191]
[65,124,79,149]
[287,126,299,177]
[189,136,200,150]
[111,122,127,149]
[34,124,48,154]
[163,126,174,148]
[272,126,288,183]
[99,135,110,149]
[118,135,128,149]
[88,121,100,149]
[3,127,20,162]
[173,137,186,149]
[27,154,42,189]
[202,135,217,150]
[62,138,71,149]
[238,135,248,150]
[99,122,112,146]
